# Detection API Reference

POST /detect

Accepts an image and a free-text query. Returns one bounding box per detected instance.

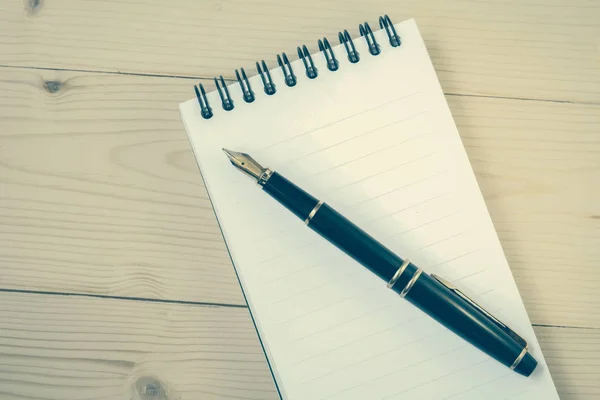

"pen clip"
[431,274,528,350]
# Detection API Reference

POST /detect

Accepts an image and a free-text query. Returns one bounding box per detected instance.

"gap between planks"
[0,288,247,309]
[1,288,598,333]
[2,64,599,107]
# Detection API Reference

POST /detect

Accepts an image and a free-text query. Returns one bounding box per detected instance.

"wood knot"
[24,0,44,16]
[44,80,62,94]
[133,376,171,400]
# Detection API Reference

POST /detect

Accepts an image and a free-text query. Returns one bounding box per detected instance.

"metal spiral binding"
[318,38,339,71]
[235,68,255,103]
[277,53,297,87]
[194,84,213,119]
[298,45,318,79]
[214,76,234,111]
[256,60,276,95]
[380,14,401,47]
[359,22,380,56]
[338,30,360,63]
[194,15,401,119]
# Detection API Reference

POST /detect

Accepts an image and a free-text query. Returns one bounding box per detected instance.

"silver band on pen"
[387,259,411,289]
[400,268,423,298]
[257,168,273,186]
[510,347,528,370]
[305,201,323,225]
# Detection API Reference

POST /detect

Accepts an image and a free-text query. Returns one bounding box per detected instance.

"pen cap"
[403,272,539,377]
[513,351,538,377]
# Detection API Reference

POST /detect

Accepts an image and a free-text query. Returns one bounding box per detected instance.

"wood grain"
[1,0,599,397]
[449,95,600,329]
[0,292,278,400]
[0,67,246,306]
[0,291,597,400]
[1,0,599,103]
[535,325,600,400]
[1,67,599,329]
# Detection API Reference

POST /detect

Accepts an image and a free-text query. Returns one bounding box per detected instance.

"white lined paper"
[179,19,559,400]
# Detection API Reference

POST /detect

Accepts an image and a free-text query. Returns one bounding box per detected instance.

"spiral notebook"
[179,17,558,400]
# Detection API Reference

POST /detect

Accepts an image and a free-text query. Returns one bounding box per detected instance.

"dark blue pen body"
[262,171,537,377]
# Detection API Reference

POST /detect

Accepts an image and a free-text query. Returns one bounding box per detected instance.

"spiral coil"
[194,15,401,119]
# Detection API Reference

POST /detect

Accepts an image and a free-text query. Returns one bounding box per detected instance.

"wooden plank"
[0,291,596,400]
[1,0,599,103]
[0,292,278,400]
[1,67,599,329]
[534,325,600,400]
[0,67,246,306]
[449,95,600,329]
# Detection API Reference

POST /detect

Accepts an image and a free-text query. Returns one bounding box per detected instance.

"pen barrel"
[261,172,536,376]
[403,273,537,376]
[308,203,418,286]
[262,172,320,220]
[262,173,414,283]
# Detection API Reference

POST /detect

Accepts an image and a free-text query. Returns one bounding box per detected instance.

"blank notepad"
[179,18,559,400]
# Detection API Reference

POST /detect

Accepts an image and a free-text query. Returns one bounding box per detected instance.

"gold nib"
[222,149,266,180]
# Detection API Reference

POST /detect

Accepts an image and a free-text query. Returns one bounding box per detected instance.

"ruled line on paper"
[222,115,436,216]
[300,330,458,380]
[291,312,424,363]
[289,302,399,345]
[252,196,463,292]
[387,209,464,239]
[258,92,420,152]
[310,335,471,388]
[238,151,446,254]
[415,230,471,253]
[431,249,482,268]
[255,222,473,294]
[267,270,491,342]
[382,359,491,400]
[283,282,492,356]
[334,151,438,190]
[311,127,435,178]
[275,285,384,325]
[222,150,441,238]
[245,182,452,261]
[311,292,498,399]
[443,370,514,400]
[270,270,493,345]
[293,111,429,166]
[365,191,454,225]
[348,168,448,208]
[258,208,466,288]
[252,175,455,269]
[264,266,372,306]
[260,223,473,292]
[323,343,471,399]
[509,389,534,400]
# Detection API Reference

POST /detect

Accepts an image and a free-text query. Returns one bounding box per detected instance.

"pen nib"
[222,148,266,180]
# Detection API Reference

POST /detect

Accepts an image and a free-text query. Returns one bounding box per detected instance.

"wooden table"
[1,1,599,399]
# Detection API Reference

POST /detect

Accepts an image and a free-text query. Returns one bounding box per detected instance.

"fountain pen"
[223,149,538,377]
